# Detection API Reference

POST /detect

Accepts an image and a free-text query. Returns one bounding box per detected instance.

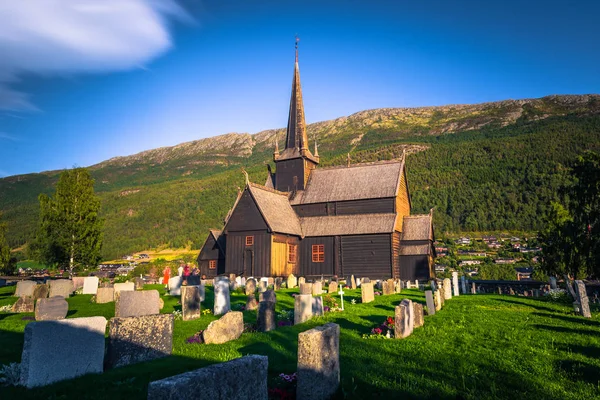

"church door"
[244,249,253,276]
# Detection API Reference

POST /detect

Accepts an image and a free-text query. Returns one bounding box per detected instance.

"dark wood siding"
[293,198,394,217]
[224,191,268,232]
[275,158,306,192]
[198,235,219,261]
[392,232,401,278]
[225,231,271,277]
[293,203,327,217]
[399,255,431,281]
[299,236,335,277]
[340,234,392,278]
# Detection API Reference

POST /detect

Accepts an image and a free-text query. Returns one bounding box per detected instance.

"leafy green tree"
[477,262,517,280]
[0,212,16,275]
[32,168,103,277]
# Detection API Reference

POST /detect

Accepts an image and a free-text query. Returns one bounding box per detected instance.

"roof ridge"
[248,182,289,196]
[300,212,396,219]
[317,159,402,171]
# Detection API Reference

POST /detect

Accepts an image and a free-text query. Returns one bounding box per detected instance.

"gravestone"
[394,299,414,339]
[471,283,477,294]
[287,274,297,289]
[312,281,323,296]
[350,275,356,289]
[246,295,258,311]
[181,286,201,321]
[72,277,85,290]
[361,282,374,303]
[267,277,274,286]
[356,278,362,288]
[96,287,115,303]
[443,278,452,300]
[294,294,313,324]
[258,280,268,293]
[35,297,68,321]
[395,279,402,293]
[107,314,173,368]
[147,355,268,400]
[114,282,134,295]
[312,296,324,316]
[299,283,313,295]
[229,274,236,282]
[257,301,276,332]
[32,284,49,300]
[430,280,437,291]
[298,277,306,286]
[187,275,201,286]
[383,279,394,295]
[274,277,283,290]
[20,316,107,388]
[434,290,442,311]
[413,302,424,328]
[509,287,515,295]
[297,323,340,400]
[328,281,337,293]
[259,290,276,303]
[134,277,144,290]
[168,276,183,296]
[425,290,435,315]
[214,277,231,315]
[15,280,37,298]
[549,277,557,290]
[452,272,459,296]
[574,280,591,318]
[245,278,257,295]
[12,296,34,313]
[202,311,244,344]
[49,279,73,298]
[461,276,467,294]
[497,287,502,295]
[115,290,160,318]
[82,277,99,295]
[235,276,242,287]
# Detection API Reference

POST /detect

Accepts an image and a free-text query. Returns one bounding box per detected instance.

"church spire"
[285,36,310,154]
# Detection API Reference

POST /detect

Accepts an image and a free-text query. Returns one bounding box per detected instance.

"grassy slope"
[1,285,599,399]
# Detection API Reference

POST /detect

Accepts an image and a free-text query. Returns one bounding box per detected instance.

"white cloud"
[0,0,188,111]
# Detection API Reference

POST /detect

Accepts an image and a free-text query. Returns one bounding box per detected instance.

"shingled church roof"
[401,214,434,241]
[248,183,303,236]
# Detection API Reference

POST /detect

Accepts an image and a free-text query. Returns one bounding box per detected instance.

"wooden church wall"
[225,191,268,232]
[299,236,335,277]
[225,231,271,277]
[399,255,431,282]
[340,234,392,278]
[293,197,394,217]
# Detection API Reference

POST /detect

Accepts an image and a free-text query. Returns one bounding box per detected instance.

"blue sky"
[0,0,598,177]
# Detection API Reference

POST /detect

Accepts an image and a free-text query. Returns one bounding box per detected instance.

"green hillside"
[1,95,599,260]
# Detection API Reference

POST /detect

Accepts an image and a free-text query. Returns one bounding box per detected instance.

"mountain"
[1,94,600,260]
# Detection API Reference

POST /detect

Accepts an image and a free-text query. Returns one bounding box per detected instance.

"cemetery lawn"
[1,285,600,399]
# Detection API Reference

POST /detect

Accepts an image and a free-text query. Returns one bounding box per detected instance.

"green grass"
[1,284,600,399]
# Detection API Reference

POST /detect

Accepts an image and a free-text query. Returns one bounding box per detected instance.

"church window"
[312,244,324,262]
[288,244,297,263]
[209,260,216,269]
[246,236,254,246]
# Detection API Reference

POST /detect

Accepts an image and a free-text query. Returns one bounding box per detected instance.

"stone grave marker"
[471,283,477,294]
[549,277,557,289]
[356,278,362,288]
[20,316,107,388]
[12,296,34,313]
[168,276,183,296]
[274,277,282,290]
[107,314,173,368]
[413,302,424,328]
[246,295,258,311]
[461,276,467,294]
[259,289,276,303]
[203,311,244,344]
[72,277,85,290]
[134,277,144,290]
[312,296,324,316]
[443,278,452,300]
[214,277,231,315]
[147,355,268,400]
[245,278,257,295]
[361,282,374,303]
[49,279,73,298]
[430,280,437,291]
[298,277,306,286]
[452,272,459,297]
[258,280,268,293]
[299,282,313,295]
[181,286,201,321]
[574,280,591,318]
[395,279,402,293]
[425,290,435,315]
[82,277,99,295]
[15,280,37,298]
[395,299,414,339]
[257,301,276,332]
[509,287,515,295]
[383,279,394,295]
[35,297,68,321]
[297,323,340,400]
[350,275,356,289]
[32,284,49,300]
[294,294,313,324]
[96,287,115,303]
[287,274,297,289]
[115,290,160,318]
[434,290,442,311]
[312,281,323,296]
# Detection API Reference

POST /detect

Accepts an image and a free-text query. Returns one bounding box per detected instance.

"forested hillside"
[1,95,599,260]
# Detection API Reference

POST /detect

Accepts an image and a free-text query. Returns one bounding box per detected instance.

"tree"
[32,168,103,276]
[0,212,16,275]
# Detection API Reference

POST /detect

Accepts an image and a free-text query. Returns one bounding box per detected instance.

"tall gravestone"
[443,278,452,300]
[297,323,340,400]
[460,276,467,294]
[274,277,283,290]
[361,282,374,303]
[395,299,414,339]
[168,276,183,296]
[350,275,356,289]
[214,277,231,315]
[82,277,99,295]
[294,294,313,325]
[434,290,442,311]
[452,272,459,296]
[574,280,591,318]
[257,301,276,332]
[245,278,257,295]
[182,286,201,321]
[430,280,437,292]
[287,274,297,289]
[413,303,424,328]
[312,296,324,316]
[471,282,477,294]
[425,290,435,315]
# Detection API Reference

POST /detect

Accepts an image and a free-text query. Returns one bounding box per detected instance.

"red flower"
[386,316,394,325]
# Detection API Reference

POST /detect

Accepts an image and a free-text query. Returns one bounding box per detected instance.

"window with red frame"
[288,244,297,263]
[312,244,324,262]
[209,260,216,269]
[245,236,254,246]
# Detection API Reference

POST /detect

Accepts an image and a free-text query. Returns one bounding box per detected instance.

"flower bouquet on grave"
[268,372,297,400]
[201,309,212,315]
[186,330,204,344]
[374,291,382,296]
[362,316,395,339]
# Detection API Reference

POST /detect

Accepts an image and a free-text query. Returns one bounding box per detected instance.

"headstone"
[257,301,276,332]
[299,283,313,295]
[202,311,244,344]
[20,317,106,388]
[395,279,402,293]
[187,275,201,286]
[443,278,452,300]
[287,274,297,289]
[312,296,324,316]
[49,279,73,298]
[461,276,467,294]
[229,274,237,282]
[258,280,268,293]
[115,290,160,318]
[356,278,362,288]
[107,314,173,368]
[15,280,37,298]
[471,283,477,294]
[147,355,268,400]
[96,287,115,303]
[350,275,356,289]
[294,294,313,324]
[452,272,459,296]
[72,277,85,290]
[12,296,34,313]
[394,299,414,339]
[214,277,231,315]
[230,280,239,291]
[246,295,258,310]
[497,286,502,295]
[274,277,283,290]
[32,284,49,300]
[327,281,337,293]
[362,277,371,283]
[425,290,435,315]
[312,281,323,296]
[574,280,591,318]
[361,282,374,303]
[245,278,257,295]
[259,289,276,303]
[298,277,306,286]
[297,323,340,400]
[235,276,242,286]
[181,286,201,321]
[549,277,557,290]
[114,282,134,295]
[83,277,99,295]
[168,276,183,296]
[383,279,394,295]
[430,280,437,291]
[134,277,144,290]
[434,290,442,311]
[509,287,515,296]
[413,302,424,328]
[35,297,68,321]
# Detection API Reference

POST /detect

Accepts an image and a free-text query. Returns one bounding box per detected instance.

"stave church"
[198,45,435,281]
